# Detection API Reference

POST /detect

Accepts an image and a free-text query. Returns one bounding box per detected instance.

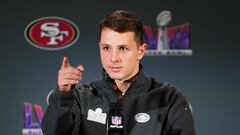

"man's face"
[99,28,146,81]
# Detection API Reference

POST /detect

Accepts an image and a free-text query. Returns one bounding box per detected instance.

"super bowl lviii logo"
[22,103,44,135]
[144,10,192,56]
[25,17,79,51]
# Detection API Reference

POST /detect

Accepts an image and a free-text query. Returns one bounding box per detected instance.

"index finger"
[61,56,71,68]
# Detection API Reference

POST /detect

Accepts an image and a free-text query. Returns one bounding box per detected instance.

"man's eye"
[103,46,110,51]
[119,47,128,52]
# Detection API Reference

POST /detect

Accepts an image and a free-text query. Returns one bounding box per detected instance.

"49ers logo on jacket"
[25,17,79,51]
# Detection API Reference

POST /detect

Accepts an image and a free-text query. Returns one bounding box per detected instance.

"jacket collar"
[98,64,151,98]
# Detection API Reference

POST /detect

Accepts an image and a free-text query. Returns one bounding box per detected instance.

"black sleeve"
[166,91,196,135]
[41,88,81,135]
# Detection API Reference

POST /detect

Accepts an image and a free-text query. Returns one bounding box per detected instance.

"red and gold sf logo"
[25,17,79,50]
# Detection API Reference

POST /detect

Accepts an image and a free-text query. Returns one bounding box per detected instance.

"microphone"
[108,103,124,135]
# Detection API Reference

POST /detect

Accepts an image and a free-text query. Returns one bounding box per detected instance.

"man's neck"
[114,80,131,93]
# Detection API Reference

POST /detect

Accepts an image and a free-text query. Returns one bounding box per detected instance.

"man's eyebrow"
[118,44,129,47]
[100,43,128,47]
[99,43,110,46]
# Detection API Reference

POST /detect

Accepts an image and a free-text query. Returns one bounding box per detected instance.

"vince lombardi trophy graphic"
[156,10,172,51]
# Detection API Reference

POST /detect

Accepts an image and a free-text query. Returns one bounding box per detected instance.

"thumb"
[61,56,71,68]
[76,65,84,72]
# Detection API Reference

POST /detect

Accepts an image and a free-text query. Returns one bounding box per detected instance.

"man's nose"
[111,50,120,62]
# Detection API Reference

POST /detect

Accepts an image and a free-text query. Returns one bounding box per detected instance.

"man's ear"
[138,43,147,60]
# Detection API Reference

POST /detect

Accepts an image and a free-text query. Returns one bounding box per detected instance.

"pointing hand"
[57,57,84,92]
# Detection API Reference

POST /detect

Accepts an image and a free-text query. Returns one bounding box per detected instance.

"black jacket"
[42,67,196,135]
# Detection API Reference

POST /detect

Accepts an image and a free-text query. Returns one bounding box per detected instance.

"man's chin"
[108,74,122,80]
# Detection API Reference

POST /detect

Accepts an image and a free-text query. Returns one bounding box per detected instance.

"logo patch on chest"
[87,108,107,124]
[134,113,150,123]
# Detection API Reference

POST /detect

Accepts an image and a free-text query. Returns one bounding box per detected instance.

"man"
[42,10,196,135]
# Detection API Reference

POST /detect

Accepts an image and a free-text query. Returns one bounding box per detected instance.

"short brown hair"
[99,10,144,45]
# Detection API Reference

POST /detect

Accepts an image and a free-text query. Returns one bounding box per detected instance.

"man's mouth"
[109,66,122,72]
